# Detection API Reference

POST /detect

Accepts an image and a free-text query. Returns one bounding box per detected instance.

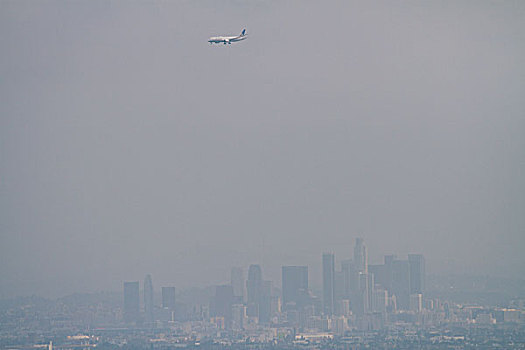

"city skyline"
[0,238,498,299]
[0,232,510,301]
[120,238,422,315]
[100,243,431,299]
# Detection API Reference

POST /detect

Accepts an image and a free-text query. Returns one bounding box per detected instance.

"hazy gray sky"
[1,0,524,298]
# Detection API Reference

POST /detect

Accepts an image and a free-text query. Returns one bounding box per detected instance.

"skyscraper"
[259,280,272,323]
[357,272,369,315]
[408,254,425,294]
[341,259,359,299]
[369,264,387,290]
[367,272,375,312]
[144,274,154,325]
[322,253,335,316]
[123,281,140,323]
[231,304,247,330]
[391,260,411,310]
[212,285,234,328]
[162,287,176,310]
[383,254,396,292]
[231,267,245,302]
[354,237,368,273]
[334,270,345,301]
[246,264,263,318]
[282,266,308,309]
[372,288,388,313]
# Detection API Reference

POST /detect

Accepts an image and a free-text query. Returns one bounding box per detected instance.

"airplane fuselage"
[208,29,247,45]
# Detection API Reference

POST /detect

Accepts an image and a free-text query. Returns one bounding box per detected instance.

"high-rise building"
[354,238,368,273]
[334,270,346,301]
[162,287,176,310]
[271,295,282,315]
[259,280,272,323]
[212,285,234,327]
[391,260,411,310]
[123,281,140,323]
[231,267,245,302]
[231,304,247,330]
[355,272,369,316]
[383,255,396,292]
[144,274,154,324]
[322,253,335,316]
[282,266,308,309]
[160,286,176,322]
[367,272,375,312]
[246,264,263,318]
[372,288,388,313]
[408,254,425,294]
[336,298,351,317]
[247,265,262,303]
[369,264,387,290]
[341,260,359,299]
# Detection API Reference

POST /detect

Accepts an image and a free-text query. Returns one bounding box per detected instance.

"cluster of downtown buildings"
[2,239,524,349]
[122,238,428,333]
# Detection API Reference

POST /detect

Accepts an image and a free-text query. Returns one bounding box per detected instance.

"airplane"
[208,29,247,45]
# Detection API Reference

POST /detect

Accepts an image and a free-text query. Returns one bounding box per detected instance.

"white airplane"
[208,29,247,45]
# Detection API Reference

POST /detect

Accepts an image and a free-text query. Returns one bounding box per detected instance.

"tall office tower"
[372,288,388,313]
[246,264,263,317]
[369,264,387,290]
[354,238,368,273]
[231,267,245,302]
[391,260,411,310]
[322,253,335,316]
[213,285,234,328]
[259,280,272,323]
[367,272,375,312]
[162,287,176,310]
[334,270,345,301]
[336,299,351,317]
[144,275,154,324]
[123,281,140,323]
[231,304,247,330]
[341,260,359,299]
[408,254,425,294]
[282,266,308,309]
[383,255,396,292]
[353,272,369,316]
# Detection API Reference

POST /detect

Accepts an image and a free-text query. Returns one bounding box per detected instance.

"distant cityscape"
[1,238,524,349]
[121,238,427,329]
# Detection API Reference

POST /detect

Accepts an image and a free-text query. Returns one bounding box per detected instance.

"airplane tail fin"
[241,29,246,36]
